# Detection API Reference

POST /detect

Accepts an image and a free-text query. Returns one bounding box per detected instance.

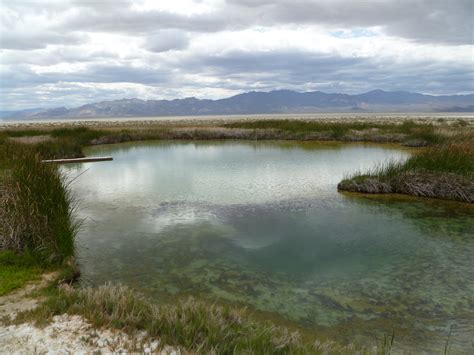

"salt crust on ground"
[0,314,177,354]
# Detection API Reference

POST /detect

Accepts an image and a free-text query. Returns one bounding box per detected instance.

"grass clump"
[338,143,474,202]
[402,143,473,178]
[357,143,473,179]
[21,283,368,354]
[50,127,107,145]
[0,142,77,263]
[225,119,379,138]
[33,127,107,159]
[1,127,110,159]
[34,139,83,159]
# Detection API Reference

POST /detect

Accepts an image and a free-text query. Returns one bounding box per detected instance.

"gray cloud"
[57,5,228,34]
[0,47,115,66]
[0,30,85,50]
[42,0,473,45]
[2,49,472,107]
[0,0,472,110]
[0,63,172,89]
[1,1,472,48]
[145,30,189,53]
[176,49,474,94]
[227,0,474,45]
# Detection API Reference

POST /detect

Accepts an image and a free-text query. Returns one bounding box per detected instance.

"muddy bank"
[338,172,474,203]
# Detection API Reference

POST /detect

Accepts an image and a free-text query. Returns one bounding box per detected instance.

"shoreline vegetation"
[1,116,472,203]
[0,116,472,352]
[338,143,474,203]
[1,116,471,149]
[13,283,375,354]
[0,141,79,296]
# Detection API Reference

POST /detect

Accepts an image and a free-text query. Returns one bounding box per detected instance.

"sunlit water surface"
[66,141,474,352]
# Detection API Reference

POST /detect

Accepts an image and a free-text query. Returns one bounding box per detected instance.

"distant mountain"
[3,90,474,119]
[0,108,45,119]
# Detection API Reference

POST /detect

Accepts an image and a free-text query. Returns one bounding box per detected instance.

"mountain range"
[2,90,474,119]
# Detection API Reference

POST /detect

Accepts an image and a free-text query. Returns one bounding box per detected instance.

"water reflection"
[65,141,473,352]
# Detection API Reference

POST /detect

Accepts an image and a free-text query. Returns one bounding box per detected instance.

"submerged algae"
[68,141,474,352]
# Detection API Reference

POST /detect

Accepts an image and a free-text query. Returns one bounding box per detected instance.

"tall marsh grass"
[226,119,385,137]
[0,142,77,263]
[339,142,474,202]
[360,143,473,180]
[3,119,471,149]
[224,119,465,144]
[34,127,105,158]
[402,143,473,177]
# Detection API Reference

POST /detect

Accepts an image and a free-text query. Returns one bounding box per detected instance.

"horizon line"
[2,88,474,112]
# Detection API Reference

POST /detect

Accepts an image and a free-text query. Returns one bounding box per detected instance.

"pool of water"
[66,140,474,352]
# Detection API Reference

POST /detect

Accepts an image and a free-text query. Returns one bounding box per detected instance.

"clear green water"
[67,141,474,352]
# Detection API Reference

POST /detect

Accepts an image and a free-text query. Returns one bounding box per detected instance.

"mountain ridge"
[4,89,474,119]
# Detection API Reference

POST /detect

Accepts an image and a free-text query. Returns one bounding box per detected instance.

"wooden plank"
[42,156,113,164]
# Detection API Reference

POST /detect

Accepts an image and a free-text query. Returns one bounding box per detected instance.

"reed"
[402,143,473,177]
[0,142,77,263]
[354,143,473,179]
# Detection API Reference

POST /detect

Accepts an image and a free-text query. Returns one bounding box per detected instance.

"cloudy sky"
[0,0,473,110]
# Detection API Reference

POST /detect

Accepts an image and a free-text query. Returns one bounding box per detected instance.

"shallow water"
[66,141,474,352]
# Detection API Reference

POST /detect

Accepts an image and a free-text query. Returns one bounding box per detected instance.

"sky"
[0,0,473,110]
